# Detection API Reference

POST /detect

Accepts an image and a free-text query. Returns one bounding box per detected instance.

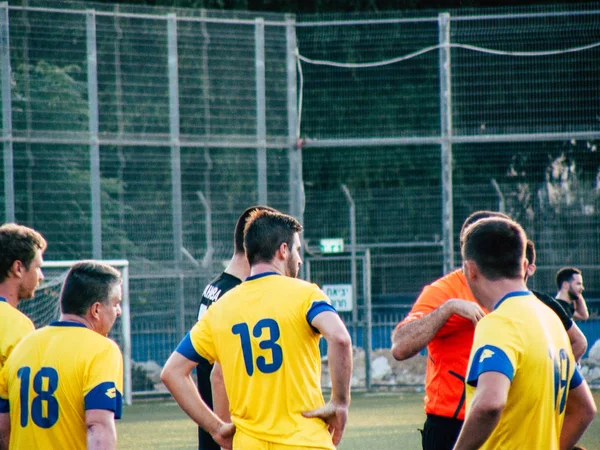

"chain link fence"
[2,0,600,392]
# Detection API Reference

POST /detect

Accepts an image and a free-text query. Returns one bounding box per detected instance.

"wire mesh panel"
[13,143,93,259]
[451,11,600,136]
[453,141,600,292]
[296,17,440,140]
[9,8,88,138]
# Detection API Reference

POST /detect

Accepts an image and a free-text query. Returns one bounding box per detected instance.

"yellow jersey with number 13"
[177,272,338,449]
[0,321,123,450]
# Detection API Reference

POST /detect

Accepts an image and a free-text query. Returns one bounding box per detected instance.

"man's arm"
[392,299,485,360]
[453,372,510,450]
[86,409,117,450]
[567,322,587,362]
[210,362,231,422]
[560,379,596,450]
[573,296,589,321]
[0,412,9,450]
[161,352,235,449]
[302,311,352,446]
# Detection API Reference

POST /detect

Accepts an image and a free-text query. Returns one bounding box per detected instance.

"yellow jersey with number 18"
[465,291,583,450]
[177,272,338,449]
[0,321,123,450]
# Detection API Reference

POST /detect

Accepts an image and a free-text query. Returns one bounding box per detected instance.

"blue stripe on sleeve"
[569,367,584,390]
[0,398,8,413]
[467,345,514,387]
[84,382,123,419]
[175,332,207,364]
[306,301,337,325]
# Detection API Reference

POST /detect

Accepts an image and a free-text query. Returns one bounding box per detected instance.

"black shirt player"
[195,205,275,450]
[196,272,242,450]
[525,240,587,362]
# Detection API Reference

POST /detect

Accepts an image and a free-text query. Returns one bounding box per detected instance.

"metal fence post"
[86,10,102,258]
[286,15,303,221]
[255,18,267,205]
[0,2,14,223]
[121,264,132,405]
[363,249,372,389]
[167,14,185,338]
[439,12,454,274]
[341,184,358,346]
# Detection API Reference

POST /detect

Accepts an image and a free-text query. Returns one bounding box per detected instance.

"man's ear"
[276,241,289,261]
[463,260,479,282]
[525,261,536,278]
[90,302,102,320]
[10,260,24,279]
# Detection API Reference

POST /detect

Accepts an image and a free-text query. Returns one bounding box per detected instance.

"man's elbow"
[391,341,415,361]
[160,366,175,389]
[331,330,352,350]
[390,328,414,361]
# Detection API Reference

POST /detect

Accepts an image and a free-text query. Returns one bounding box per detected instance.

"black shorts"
[421,414,463,450]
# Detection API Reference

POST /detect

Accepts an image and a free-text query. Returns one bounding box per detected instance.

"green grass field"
[118,390,600,449]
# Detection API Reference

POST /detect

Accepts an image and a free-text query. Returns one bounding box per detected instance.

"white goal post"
[22,260,132,405]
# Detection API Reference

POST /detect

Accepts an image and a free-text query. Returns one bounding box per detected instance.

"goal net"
[18,260,132,405]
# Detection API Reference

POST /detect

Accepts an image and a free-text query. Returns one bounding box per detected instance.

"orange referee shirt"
[397,269,487,420]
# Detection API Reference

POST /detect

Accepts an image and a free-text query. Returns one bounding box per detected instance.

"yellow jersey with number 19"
[0,321,123,450]
[465,291,583,450]
[177,272,338,449]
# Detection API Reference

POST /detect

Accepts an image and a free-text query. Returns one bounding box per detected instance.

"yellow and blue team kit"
[177,272,338,449]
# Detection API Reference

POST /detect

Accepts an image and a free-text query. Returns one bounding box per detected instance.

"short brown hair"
[233,206,277,255]
[60,261,122,317]
[462,217,526,280]
[244,210,303,265]
[0,223,47,283]
[459,211,510,248]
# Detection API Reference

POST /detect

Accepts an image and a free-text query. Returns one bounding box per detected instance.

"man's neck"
[485,280,529,310]
[59,314,94,330]
[250,261,284,277]
[555,291,571,302]
[0,286,19,308]
[223,253,251,280]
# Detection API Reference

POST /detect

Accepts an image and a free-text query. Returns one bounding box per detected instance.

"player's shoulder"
[0,302,34,330]
[418,269,472,304]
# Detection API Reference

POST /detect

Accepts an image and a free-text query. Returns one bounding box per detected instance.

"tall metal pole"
[286,15,303,221]
[363,249,372,389]
[200,9,214,271]
[439,12,454,274]
[86,10,102,258]
[0,2,14,223]
[120,264,132,405]
[341,184,358,346]
[167,14,185,338]
[255,18,267,205]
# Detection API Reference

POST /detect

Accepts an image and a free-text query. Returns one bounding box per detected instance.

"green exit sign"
[320,238,344,253]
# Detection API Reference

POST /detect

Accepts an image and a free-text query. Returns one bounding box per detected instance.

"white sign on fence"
[319,238,344,253]
[323,284,353,312]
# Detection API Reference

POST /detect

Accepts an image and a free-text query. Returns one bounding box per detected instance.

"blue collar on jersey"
[246,271,281,281]
[494,290,531,310]
[49,320,88,328]
[0,297,6,302]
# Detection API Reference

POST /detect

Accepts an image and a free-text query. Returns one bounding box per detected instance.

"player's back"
[473,293,576,449]
[0,300,34,369]
[207,272,334,448]
[0,322,123,450]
